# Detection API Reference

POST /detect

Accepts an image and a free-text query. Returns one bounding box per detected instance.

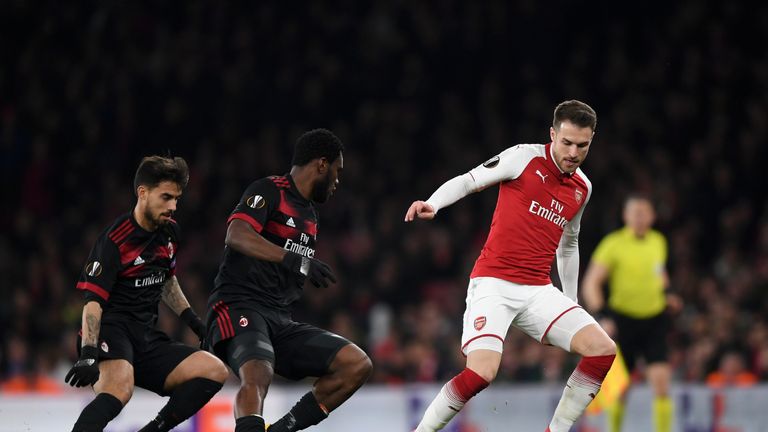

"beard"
[145,207,171,228]
[311,172,333,203]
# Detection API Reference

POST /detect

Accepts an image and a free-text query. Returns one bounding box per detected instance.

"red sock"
[445,368,489,405]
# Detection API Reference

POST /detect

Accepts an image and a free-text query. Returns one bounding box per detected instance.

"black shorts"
[609,310,669,371]
[77,320,198,396]
[207,301,350,381]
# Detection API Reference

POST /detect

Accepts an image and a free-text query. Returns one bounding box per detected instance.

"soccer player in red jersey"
[67,156,229,432]
[405,100,616,432]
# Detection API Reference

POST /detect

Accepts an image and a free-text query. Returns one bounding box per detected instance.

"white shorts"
[460,277,597,355]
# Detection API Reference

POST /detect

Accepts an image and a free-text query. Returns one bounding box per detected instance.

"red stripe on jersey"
[76,281,110,301]
[214,306,229,339]
[540,306,582,343]
[228,213,264,233]
[304,220,317,236]
[119,239,146,266]
[109,220,132,241]
[461,334,504,352]
[264,220,299,238]
[270,176,290,189]
[112,226,135,244]
[278,190,300,217]
[120,263,146,278]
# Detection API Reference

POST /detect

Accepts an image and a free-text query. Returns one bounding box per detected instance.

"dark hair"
[291,128,344,166]
[553,100,597,131]
[133,155,189,194]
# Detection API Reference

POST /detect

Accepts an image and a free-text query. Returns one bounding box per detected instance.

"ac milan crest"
[167,241,174,258]
[239,316,249,327]
[574,189,584,204]
[474,316,487,331]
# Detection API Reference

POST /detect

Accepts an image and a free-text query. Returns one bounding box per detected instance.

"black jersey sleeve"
[226,178,279,233]
[76,234,121,305]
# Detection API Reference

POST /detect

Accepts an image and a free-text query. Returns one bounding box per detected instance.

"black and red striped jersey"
[210,174,318,312]
[76,212,180,326]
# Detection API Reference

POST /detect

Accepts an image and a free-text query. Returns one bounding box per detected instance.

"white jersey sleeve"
[425,145,535,213]
[556,168,592,302]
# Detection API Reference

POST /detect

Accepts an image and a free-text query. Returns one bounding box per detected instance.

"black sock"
[72,393,124,432]
[268,392,328,432]
[138,378,223,432]
[236,414,266,432]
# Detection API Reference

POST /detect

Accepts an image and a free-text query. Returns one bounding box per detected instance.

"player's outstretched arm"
[404,200,436,222]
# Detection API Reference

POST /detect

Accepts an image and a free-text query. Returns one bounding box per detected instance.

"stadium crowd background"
[2,1,768,392]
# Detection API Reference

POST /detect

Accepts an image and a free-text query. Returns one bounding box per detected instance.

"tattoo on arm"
[81,301,102,348]
[161,276,192,315]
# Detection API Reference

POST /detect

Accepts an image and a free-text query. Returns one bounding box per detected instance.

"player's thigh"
[162,350,229,392]
[133,329,199,396]
[514,284,598,352]
[212,312,276,379]
[94,359,135,404]
[273,322,351,381]
[460,277,521,356]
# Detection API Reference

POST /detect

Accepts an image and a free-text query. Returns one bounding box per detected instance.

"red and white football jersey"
[467,143,592,286]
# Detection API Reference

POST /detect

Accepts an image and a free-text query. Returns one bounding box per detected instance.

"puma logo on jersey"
[535,169,548,183]
[133,255,145,265]
[286,217,296,228]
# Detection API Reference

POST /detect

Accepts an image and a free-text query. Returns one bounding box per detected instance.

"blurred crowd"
[2,0,768,392]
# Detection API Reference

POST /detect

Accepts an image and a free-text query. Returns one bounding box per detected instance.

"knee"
[207,358,230,384]
[471,364,498,383]
[108,387,133,405]
[351,354,373,384]
[593,336,616,357]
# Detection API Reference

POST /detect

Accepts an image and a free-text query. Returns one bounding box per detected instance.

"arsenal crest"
[474,316,487,331]
[574,189,583,204]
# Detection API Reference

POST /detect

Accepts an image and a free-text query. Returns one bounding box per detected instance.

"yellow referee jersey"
[591,227,667,318]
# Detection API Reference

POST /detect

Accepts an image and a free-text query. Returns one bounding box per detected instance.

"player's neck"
[289,167,313,201]
[133,206,158,232]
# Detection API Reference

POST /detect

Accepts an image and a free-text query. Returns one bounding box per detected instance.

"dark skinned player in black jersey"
[207,129,372,432]
[67,156,228,432]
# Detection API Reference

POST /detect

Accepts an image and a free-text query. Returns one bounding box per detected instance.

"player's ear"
[317,157,328,174]
[136,185,147,201]
[550,127,556,142]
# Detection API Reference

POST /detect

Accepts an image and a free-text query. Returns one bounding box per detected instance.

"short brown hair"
[553,100,597,131]
[133,155,189,195]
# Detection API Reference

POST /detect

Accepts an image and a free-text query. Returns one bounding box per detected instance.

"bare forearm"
[81,301,103,348]
[161,276,192,315]
[226,219,287,263]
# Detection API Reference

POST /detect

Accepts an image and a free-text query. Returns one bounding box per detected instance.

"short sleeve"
[76,235,121,305]
[227,179,279,233]
[591,234,616,269]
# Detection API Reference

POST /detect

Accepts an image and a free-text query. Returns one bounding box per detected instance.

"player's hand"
[65,345,100,387]
[281,251,337,288]
[404,200,435,222]
[180,307,207,345]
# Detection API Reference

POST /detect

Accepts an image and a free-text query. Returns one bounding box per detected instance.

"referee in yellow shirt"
[582,194,682,432]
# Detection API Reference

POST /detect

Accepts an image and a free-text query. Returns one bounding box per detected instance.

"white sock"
[415,383,462,432]
[548,355,614,432]
[415,368,488,432]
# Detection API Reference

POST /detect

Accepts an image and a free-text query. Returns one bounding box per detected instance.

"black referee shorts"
[609,310,670,371]
[77,319,198,396]
[207,301,351,381]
